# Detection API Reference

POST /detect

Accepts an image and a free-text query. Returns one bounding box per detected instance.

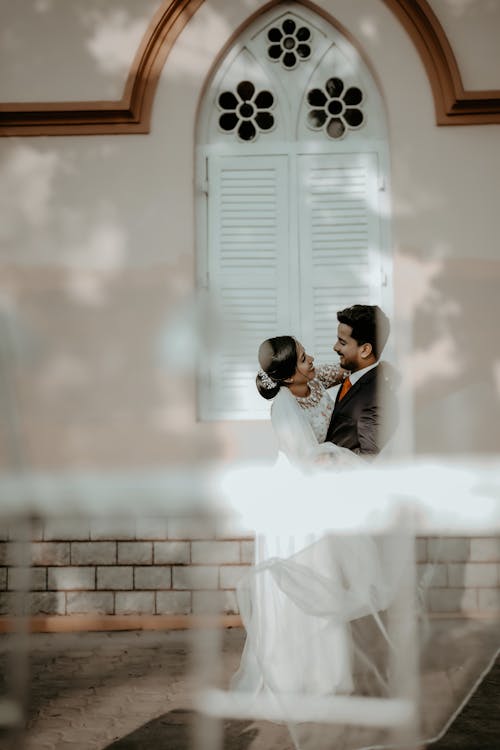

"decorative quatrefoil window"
[217,81,275,141]
[306,77,364,139]
[267,18,312,69]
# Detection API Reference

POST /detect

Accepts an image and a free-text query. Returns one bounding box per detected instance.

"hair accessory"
[258,368,277,390]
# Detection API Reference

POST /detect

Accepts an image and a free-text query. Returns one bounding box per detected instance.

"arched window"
[196,3,392,420]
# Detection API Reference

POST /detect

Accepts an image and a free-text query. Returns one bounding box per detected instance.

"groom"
[325,304,397,456]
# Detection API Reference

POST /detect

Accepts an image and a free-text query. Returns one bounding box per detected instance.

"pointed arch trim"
[0,0,204,137]
[0,0,499,137]
[382,0,500,124]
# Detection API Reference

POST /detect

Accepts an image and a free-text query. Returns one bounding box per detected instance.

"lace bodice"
[295,364,344,442]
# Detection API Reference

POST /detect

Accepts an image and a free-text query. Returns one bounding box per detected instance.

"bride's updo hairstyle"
[256,336,297,400]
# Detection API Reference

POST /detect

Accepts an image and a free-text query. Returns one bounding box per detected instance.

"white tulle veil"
[270,385,359,467]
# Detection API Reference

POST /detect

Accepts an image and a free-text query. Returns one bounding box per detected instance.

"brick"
[31,542,70,566]
[48,566,95,591]
[172,566,218,590]
[0,591,66,616]
[115,591,155,615]
[154,541,189,564]
[156,591,191,615]
[219,565,250,589]
[470,538,500,562]
[71,542,116,565]
[478,589,500,611]
[448,563,498,588]
[168,516,216,540]
[192,541,240,565]
[134,566,171,590]
[0,592,14,615]
[240,541,255,564]
[30,591,67,615]
[8,567,46,591]
[97,566,133,590]
[43,520,90,541]
[135,517,169,540]
[417,563,447,587]
[0,568,6,590]
[66,592,114,615]
[90,518,136,540]
[415,538,427,563]
[427,588,478,613]
[118,542,152,564]
[0,593,7,615]
[427,538,469,562]
[192,590,239,615]
[3,542,33,565]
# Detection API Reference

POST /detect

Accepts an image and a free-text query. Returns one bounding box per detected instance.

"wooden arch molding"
[1,0,499,137]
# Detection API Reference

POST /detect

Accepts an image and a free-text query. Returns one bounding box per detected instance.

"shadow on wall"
[398,252,500,454]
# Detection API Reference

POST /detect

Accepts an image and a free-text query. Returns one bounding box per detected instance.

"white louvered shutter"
[203,154,289,419]
[297,153,383,361]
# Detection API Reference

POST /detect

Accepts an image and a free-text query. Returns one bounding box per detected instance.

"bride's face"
[292,341,316,385]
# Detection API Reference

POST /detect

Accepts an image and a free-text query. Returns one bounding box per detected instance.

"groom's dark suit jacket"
[325,363,398,456]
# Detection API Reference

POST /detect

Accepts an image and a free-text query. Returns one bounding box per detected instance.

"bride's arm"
[315,364,348,389]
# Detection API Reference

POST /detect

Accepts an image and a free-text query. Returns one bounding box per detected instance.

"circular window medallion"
[266,18,312,70]
[306,78,364,139]
[217,81,275,141]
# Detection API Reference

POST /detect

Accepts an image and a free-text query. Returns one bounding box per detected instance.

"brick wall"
[0,516,252,617]
[417,536,500,613]
[1,525,499,617]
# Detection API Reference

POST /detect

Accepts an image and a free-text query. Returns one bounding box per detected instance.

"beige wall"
[1,0,500,471]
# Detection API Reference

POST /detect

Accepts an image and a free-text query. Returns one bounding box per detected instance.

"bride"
[231,335,403,705]
[255,335,353,467]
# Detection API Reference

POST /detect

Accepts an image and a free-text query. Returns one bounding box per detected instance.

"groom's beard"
[338,355,355,371]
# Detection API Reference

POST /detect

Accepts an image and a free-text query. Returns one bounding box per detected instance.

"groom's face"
[334,323,364,372]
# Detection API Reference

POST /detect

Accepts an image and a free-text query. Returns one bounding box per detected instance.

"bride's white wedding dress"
[231,367,402,703]
[224,368,500,749]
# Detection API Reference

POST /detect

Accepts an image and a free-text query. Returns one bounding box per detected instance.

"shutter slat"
[205,154,289,418]
[299,153,382,361]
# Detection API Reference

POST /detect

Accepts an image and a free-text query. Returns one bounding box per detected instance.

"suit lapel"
[334,367,376,412]
[334,378,360,411]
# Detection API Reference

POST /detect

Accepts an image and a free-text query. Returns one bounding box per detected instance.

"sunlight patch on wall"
[404,333,462,390]
[34,0,55,12]
[395,254,443,320]
[170,5,233,76]
[439,0,497,17]
[64,222,126,305]
[0,146,59,241]
[359,17,379,41]
[80,3,159,76]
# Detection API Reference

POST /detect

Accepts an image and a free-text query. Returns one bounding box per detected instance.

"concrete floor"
[0,619,498,750]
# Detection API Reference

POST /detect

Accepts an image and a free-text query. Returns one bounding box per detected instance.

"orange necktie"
[338,377,352,401]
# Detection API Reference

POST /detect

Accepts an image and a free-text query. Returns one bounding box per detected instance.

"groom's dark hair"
[337,305,390,359]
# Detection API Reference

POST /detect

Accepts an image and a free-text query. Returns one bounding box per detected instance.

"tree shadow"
[103,708,258,750]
